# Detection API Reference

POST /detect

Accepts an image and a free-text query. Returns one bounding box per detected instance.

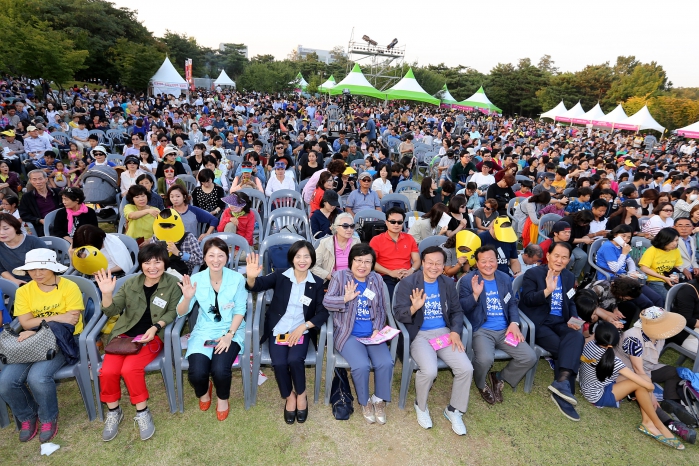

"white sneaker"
[360,403,376,424]
[414,402,432,429]
[443,407,467,436]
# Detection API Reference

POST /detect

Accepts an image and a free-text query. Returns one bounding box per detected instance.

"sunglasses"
[387,220,404,225]
[484,207,492,211]
[661,209,674,212]
[208,304,221,322]
[339,223,356,229]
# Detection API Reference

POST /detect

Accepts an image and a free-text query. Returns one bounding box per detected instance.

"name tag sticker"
[635,241,642,247]
[497,247,505,258]
[300,296,312,306]
[566,288,575,299]
[153,297,167,308]
[223,302,235,310]
[504,293,511,303]
[363,289,376,300]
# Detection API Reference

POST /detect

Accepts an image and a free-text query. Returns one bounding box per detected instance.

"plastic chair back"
[537,214,562,244]
[199,232,251,270]
[43,209,60,237]
[42,236,72,267]
[418,235,447,255]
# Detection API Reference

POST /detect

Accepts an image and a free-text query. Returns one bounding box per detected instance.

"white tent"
[593,104,629,128]
[318,75,336,93]
[555,102,585,123]
[540,101,567,120]
[150,56,188,97]
[214,69,236,88]
[617,105,665,133]
[571,103,606,125]
[677,121,699,139]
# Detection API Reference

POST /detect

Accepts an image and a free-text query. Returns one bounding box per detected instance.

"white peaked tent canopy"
[291,72,308,90]
[456,86,502,113]
[677,121,699,139]
[593,104,629,128]
[150,56,188,97]
[385,68,440,105]
[571,103,606,125]
[555,102,585,122]
[540,101,567,120]
[318,75,336,93]
[329,64,385,99]
[214,69,236,88]
[435,84,458,105]
[617,105,665,133]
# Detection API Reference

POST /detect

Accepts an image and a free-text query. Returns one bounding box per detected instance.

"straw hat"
[636,307,686,340]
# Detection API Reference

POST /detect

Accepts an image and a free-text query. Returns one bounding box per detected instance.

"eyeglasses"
[387,220,404,225]
[275,146,283,150]
[352,258,372,266]
[661,209,674,212]
[208,304,221,322]
[339,223,356,229]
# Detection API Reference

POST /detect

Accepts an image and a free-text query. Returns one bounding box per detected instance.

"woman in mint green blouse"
[176,237,247,421]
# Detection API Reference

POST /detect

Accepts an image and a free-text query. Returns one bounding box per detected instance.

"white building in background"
[297,45,345,64]
[218,43,249,59]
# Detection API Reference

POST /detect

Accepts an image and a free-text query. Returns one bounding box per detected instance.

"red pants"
[99,336,162,405]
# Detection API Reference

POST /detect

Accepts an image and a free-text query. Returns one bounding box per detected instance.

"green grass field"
[1,348,698,465]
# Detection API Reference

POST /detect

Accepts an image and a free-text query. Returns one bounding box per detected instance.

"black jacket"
[18,188,62,237]
[519,265,578,328]
[52,207,99,238]
[393,272,464,343]
[245,268,328,343]
[669,281,699,346]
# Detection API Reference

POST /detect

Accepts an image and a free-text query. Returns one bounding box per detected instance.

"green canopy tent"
[291,72,308,90]
[384,68,440,105]
[456,86,502,114]
[435,83,459,107]
[318,75,336,93]
[329,64,385,100]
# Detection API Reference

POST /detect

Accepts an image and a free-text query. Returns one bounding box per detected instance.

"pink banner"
[591,120,613,128]
[678,130,699,138]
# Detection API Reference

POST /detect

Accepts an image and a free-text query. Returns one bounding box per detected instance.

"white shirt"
[265,174,296,196]
[273,268,315,336]
[469,173,495,187]
[120,169,145,195]
[589,218,608,234]
[372,178,392,196]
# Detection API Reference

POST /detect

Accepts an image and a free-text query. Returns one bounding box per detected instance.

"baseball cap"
[27,125,37,131]
[358,171,373,180]
[322,190,341,208]
[621,199,640,208]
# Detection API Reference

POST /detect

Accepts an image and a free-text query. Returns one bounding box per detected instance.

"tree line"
[0,0,697,130]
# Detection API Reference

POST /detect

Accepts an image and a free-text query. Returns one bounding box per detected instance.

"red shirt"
[539,239,552,264]
[370,231,418,273]
[310,187,325,213]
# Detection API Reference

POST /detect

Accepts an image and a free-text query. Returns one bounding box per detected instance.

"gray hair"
[523,243,543,259]
[334,212,354,227]
[28,169,48,179]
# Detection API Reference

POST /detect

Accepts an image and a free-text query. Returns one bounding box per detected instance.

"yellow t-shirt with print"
[14,278,85,334]
[638,246,682,282]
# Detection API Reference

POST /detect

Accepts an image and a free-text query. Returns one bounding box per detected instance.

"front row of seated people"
[0,236,695,449]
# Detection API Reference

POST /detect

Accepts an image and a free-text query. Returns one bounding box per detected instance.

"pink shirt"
[334,237,353,272]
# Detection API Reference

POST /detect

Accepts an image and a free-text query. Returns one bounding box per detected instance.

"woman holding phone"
[176,237,248,421]
[245,241,328,425]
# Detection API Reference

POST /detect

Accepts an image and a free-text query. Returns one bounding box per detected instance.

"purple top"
[35,190,57,218]
[334,237,352,272]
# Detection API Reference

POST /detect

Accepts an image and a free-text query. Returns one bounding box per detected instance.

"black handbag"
[329,368,354,420]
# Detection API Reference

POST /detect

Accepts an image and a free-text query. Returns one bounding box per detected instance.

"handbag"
[104,335,141,356]
[0,320,58,365]
[329,367,354,420]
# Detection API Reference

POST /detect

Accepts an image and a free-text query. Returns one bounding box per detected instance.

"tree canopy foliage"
[0,0,697,129]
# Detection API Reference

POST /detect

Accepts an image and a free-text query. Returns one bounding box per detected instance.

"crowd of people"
[0,76,698,450]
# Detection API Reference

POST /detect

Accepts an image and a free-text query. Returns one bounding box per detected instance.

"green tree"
[573,63,614,110]
[412,67,445,96]
[251,54,275,64]
[161,31,209,77]
[605,61,669,106]
[112,38,166,91]
[217,43,249,78]
[237,62,295,93]
[538,54,559,75]
[536,73,583,112]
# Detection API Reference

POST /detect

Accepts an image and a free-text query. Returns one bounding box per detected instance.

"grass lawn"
[1,347,698,465]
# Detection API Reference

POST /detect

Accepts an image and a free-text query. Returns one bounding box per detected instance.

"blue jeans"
[646,281,668,302]
[0,351,66,422]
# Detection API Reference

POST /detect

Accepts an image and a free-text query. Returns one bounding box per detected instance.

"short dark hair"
[202,237,229,264]
[577,187,592,197]
[610,276,643,300]
[420,246,447,262]
[591,199,609,209]
[474,244,498,262]
[385,206,405,220]
[651,227,679,250]
[126,184,151,204]
[167,184,190,205]
[0,212,21,234]
[60,187,85,204]
[287,240,316,269]
[72,224,106,249]
[138,242,170,269]
[197,168,215,183]
[348,243,376,270]
[574,289,599,323]
[548,240,573,256]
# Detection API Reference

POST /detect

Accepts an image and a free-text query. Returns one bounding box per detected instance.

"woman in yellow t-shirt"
[0,249,84,443]
[639,227,682,301]
[123,184,160,242]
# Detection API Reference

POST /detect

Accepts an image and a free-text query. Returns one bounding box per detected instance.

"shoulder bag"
[0,320,58,365]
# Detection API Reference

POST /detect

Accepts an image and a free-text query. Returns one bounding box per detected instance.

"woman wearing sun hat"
[0,248,84,443]
[218,192,254,246]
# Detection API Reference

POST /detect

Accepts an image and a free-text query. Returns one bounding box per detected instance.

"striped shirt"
[579,341,625,403]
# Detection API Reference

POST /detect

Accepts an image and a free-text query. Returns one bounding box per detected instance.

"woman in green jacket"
[94,243,182,442]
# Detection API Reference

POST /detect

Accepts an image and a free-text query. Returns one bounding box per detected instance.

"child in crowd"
[566,187,592,213]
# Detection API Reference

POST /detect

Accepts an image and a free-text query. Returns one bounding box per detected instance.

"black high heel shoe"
[296,393,308,423]
[284,402,296,424]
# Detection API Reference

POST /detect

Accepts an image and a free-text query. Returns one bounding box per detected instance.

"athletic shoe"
[443,407,467,436]
[19,417,38,442]
[102,407,124,442]
[39,419,58,443]
[133,409,155,441]
[360,403,376,424]
[548,380,578,406]
[544,357,555,371]
[414,402,432,429]
[668,421,697,444]
[373,400,387,425]
[551,393,580,422]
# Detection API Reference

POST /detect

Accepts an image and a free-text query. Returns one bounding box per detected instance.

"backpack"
[329,368,354,420]
[268,244,291,271]
[381,200,407,214]
[678,379,699,427]
[356,219,387,243]
[82,166,119,205]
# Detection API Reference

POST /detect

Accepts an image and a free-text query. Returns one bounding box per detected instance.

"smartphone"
[613,236,626,247]
[132,334,145,343]
[204,339,218,348]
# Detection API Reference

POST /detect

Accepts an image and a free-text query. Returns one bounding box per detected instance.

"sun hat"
[13,248,68,276]
[26,125,37,131]
[492,216,517,243]
[92,145,107,155]
[162,145,178,157]
[634,306,686,340]
[124,155,140,166]
[221,193,247,208]
[1,130,15,137]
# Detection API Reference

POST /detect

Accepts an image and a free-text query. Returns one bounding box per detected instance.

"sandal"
[637,424,685,450]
